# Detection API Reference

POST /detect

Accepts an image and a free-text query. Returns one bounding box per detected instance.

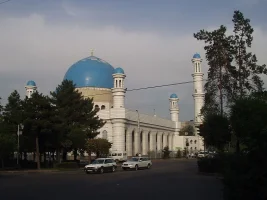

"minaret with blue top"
[169,93,179,122]
[112,67,126,108]
[192,53,205,134]
[25,80,37,98]
[111,67,127,154]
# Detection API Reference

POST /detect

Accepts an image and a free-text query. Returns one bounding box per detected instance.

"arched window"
[95,105,99,111]
[194,140,197,144]
[101,105,105,110]
[119,80,121,87]
[102,130,107,140]
[116,80,118,87]
[190,140,193,144]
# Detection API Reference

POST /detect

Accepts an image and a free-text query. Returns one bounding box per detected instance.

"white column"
[142,131,148,155]
[168,134,173,151]
[149,132,155,152]
[134,131,140,155]
[126,130,133,157]
[163,133,168,149]
[157,133,162,151]
[111,119,125,152]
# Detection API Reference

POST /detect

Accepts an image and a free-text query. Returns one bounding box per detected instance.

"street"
[0,159,223,200]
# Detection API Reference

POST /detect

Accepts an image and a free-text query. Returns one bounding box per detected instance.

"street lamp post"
[136,110,140,155]
[17,124,24,165]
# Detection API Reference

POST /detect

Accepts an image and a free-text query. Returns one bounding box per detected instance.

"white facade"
[26,53,205,156]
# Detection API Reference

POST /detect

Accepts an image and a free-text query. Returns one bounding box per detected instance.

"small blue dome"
[170,93,178,98]
[64,56,115,88]
[114,67,124,74]
[193,53,201,59]
[26,80,36,86]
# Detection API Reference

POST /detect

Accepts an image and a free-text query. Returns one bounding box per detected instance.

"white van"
[109,151,127,162]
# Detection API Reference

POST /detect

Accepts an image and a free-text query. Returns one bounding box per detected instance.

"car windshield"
[128,157,139,162]
[91,159,104,164]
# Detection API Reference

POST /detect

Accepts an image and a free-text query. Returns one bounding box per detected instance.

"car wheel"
[99,167,104,174]
[147,164,151,169]
[112,166,116,172]
[135,165,138,171]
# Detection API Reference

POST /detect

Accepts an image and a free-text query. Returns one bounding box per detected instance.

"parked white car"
[122,157,152,171]
[84,158,117,174]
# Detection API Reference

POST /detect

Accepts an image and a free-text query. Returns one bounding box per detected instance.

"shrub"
[162,146,170,159]
[54,162,79,169]
[176,149,182,158]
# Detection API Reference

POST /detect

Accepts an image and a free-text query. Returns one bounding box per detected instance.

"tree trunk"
[236,139,240,153]
[1,159,4,169]
[62,150,67,161]
[56,149,60,163]
[35,136,41,170]
[219,65,223,116]
[73,148,78,161]
[88,150,92,164]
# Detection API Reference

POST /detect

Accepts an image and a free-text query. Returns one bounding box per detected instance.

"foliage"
[194,10,267,116]
[162,146,171,159]
[198,113,231,151]
[22,92,53,169]
[176,149,182,158]
[230,96,267,152]
[54,162,79,169]
[179,124,195,136]
[50,80,105,161]
[86,138,112,158]
[0,123,16,168]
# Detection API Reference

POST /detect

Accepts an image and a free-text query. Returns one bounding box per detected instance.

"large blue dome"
[64,56,115,88]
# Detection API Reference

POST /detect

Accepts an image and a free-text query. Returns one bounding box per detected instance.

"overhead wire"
[87,79,207,97]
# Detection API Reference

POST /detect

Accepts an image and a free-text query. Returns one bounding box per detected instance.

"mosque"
[25,52,205,157]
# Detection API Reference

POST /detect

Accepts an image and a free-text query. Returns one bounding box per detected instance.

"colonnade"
[125,129,174,157]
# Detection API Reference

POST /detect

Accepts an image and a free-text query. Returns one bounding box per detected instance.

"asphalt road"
[0,159,223,200]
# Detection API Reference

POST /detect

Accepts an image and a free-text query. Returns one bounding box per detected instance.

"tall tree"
[50,80,105,162]
[23,92,53,169]
[194,25,233,115]
[230,11,267,99]
[194,10,267,116]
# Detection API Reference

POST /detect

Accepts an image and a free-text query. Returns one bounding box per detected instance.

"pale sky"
[0,0,266,121]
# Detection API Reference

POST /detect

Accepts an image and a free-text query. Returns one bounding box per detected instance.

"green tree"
[194,10,267,117]
[179,124,195,136]
[85,138,112,158]
[224,97,267,200]
[23,92,53,169]
[162,146,171,159]
[0,98,16,168]
[194,25,233,115]
[230,97,267,151]
[2,91,26,161]
[198,113,231,151]
[230,11,267,99]
[50,80,105,162]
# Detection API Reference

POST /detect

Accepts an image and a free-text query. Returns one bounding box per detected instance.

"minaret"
[25,80,37,98]
[112,67,126,108]
[192,53,204,125]
[169,93,179,122]
[111,67,127,154]
[192,53,205,150]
